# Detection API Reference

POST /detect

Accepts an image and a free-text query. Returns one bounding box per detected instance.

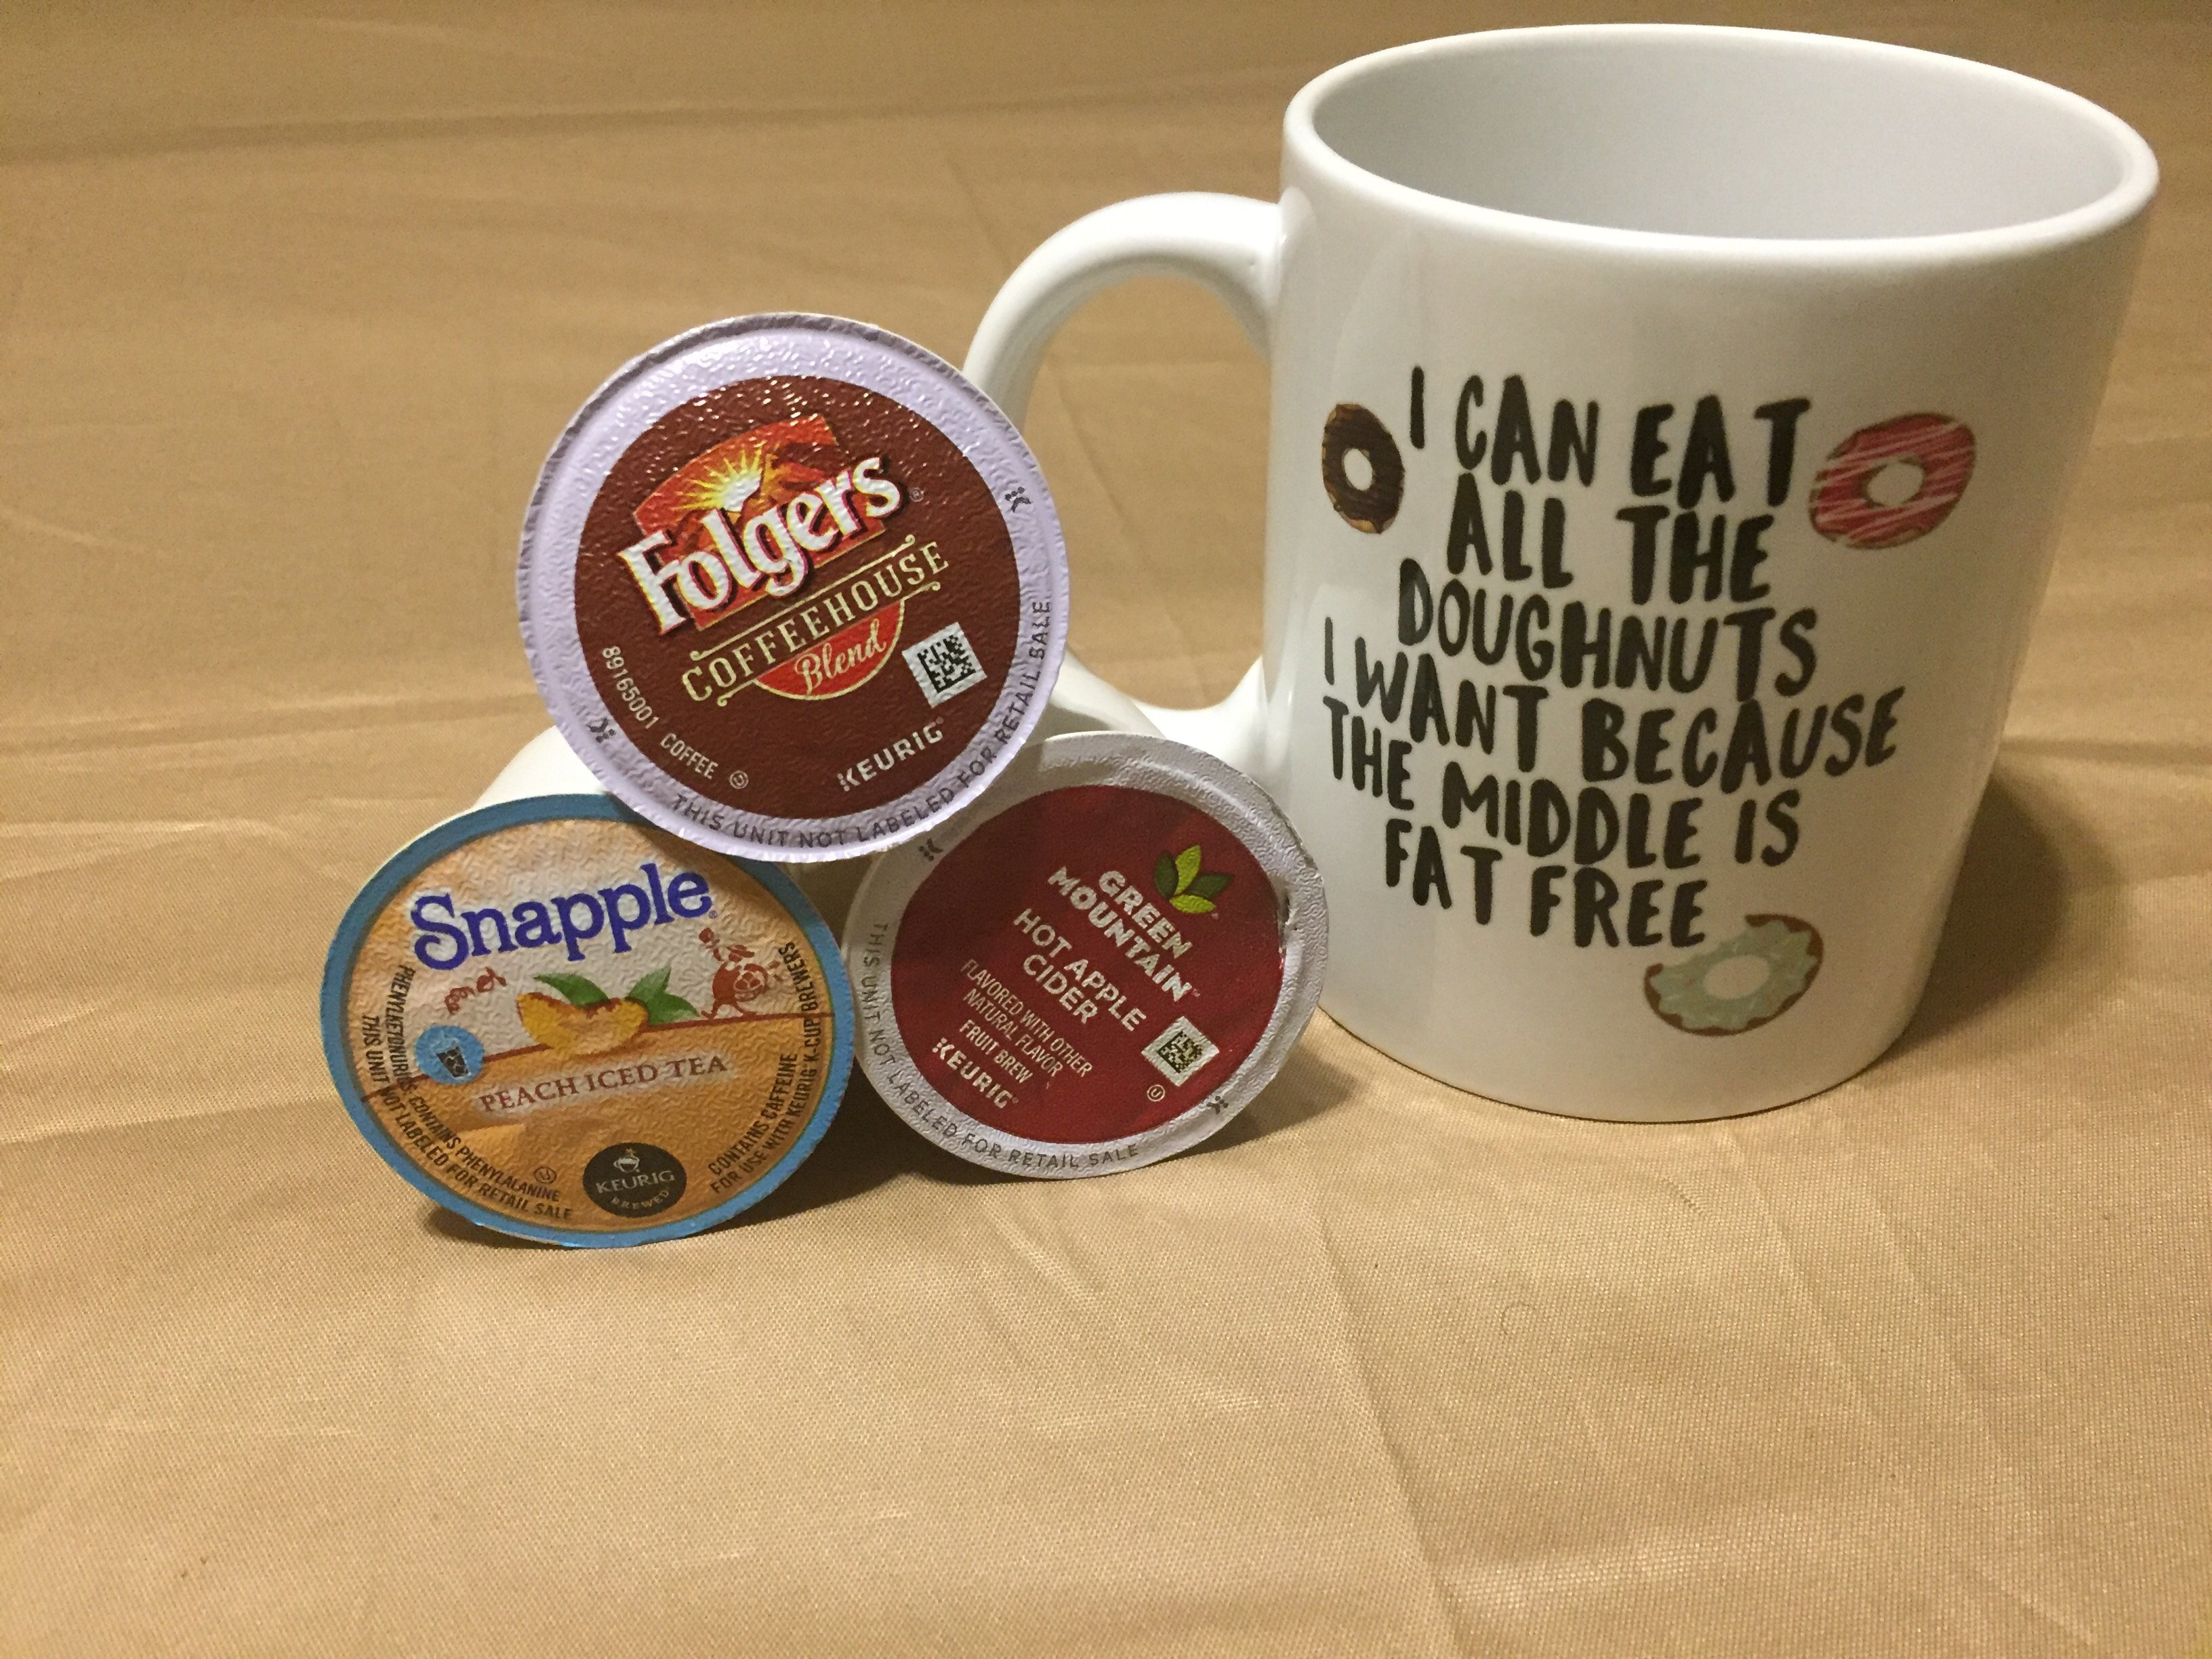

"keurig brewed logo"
[583,1142,687,1216]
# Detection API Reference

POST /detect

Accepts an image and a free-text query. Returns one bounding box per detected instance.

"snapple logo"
[611,413,904,635]
[409,861,714,970]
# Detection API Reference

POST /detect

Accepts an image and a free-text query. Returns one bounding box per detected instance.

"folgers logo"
[617,415,899,627]
[613,412,930,704]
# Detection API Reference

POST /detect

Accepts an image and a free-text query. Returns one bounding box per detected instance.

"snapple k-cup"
[321,790,853,1245]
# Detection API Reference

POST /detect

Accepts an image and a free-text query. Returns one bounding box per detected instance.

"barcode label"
[1142,1017,1219,1086]
[903,622,987,707]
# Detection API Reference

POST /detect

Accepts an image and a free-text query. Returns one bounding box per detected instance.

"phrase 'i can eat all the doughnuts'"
[1315,366,1978,1033]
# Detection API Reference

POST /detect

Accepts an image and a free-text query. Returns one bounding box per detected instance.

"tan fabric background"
[3,3,2207,1654]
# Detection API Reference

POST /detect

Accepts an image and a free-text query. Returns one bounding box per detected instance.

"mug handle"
[963,192,1282,776]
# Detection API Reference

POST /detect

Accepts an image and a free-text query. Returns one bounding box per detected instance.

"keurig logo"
[583,1143,687,1216]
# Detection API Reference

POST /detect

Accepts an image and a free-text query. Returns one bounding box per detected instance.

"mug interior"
[1306,28,2148,240]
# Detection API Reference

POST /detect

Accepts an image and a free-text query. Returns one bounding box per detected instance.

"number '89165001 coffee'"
[519,314,1069,862]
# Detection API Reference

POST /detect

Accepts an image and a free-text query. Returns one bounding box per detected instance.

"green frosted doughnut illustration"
[1643,914,1824,1036]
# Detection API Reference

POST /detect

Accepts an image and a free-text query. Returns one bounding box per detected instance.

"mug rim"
[1284,24,2158,265]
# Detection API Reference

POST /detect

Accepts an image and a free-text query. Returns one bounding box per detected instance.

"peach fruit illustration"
[516,992,650,1057]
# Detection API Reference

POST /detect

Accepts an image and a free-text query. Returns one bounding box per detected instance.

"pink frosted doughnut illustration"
[1807,413,1976,549]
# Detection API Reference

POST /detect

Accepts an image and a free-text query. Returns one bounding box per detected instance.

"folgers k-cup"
[844,733,1330,1176]
[518,313,1069,862]
[321,780,853,1246]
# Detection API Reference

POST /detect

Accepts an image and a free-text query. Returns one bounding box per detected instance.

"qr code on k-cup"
[903,622,987,707]
[1142,1016,1220,1086]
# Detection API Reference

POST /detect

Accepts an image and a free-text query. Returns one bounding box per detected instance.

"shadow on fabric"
[420,1036,1360,1247]
[1886,762,2125,1060]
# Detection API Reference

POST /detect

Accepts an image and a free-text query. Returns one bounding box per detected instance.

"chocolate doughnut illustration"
[1808,413,1976,549]
[1320,402,1404,533]
[1644,914,1824,1036]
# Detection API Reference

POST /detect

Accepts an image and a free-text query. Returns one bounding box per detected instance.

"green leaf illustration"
[633,987,700,1027]
[529,968,606,1008]
[1174,845,1202,893]
[535,972,609,1007]
[623,965,699,1027]
[1170,894,1215,914]
[1153,852,1179,900]
[1189,871,1231,900]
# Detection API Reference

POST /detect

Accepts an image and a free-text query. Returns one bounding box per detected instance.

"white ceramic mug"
[964,25,2156,1120]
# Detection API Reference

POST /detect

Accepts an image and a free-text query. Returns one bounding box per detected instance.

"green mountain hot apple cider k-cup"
[321,795,853,1245]
[844,733,1329,1177]
[518,314,1069,863]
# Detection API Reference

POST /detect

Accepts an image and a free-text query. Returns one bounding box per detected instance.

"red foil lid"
[519,314,1069,862]
[844,733,1330,1177]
